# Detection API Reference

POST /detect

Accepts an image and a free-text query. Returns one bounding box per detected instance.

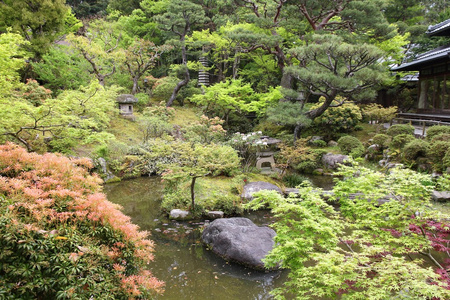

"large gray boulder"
[432,191,450,202]
[202,217,277,270]
[322,153,350,170]
[241,181,282,200]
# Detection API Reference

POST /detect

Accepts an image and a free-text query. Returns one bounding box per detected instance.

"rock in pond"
[207,210,224,219]
[241,181,282,200]
[322,153,350,170]
[169,209,190,220]
[202,217,277,270]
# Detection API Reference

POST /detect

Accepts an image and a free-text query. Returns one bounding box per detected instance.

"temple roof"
[426,19,450,37]
[391,44,450,71]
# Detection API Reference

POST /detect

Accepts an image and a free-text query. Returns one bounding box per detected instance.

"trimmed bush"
[372,134,391,149]
[387,124,415,137]
[312,97,362,135]
[337,136,364,157]
[403,139,430,161]
[390,134,416,150]
[428,141,450,171]
[426,125,450,141]
[310,139,327,148]
[0,143,163,299]
[430,133,450,143]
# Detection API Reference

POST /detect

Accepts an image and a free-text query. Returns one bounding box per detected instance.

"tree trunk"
[131,77,139,95]
[166,37,190,107]
[190,176,197,210]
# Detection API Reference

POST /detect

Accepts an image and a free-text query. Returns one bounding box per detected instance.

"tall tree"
[67,19,124,86]
[0,0,69,59]
[154,0,208,107]
[66,0,109,18]
[124,39,171,94]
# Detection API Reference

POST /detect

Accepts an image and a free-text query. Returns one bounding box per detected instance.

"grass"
[351,123,385,144]
[170,104,201,127]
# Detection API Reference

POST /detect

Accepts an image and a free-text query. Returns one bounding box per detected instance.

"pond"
[104,177,293,300]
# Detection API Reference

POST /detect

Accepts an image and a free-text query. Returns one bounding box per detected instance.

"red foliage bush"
[0,143,163,298]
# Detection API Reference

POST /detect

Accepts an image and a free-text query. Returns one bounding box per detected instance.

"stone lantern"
[116,94,138,119]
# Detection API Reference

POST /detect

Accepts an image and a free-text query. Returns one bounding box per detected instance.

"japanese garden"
[1,0,450,299]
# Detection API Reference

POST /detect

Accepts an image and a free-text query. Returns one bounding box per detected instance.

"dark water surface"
[104,177,289,300]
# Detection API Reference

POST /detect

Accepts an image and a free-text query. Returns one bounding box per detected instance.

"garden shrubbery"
[426,125,450,141]
[337,136,365,157]
[0,143,163,299]
[403,139,430,161]
[387,124,415,137]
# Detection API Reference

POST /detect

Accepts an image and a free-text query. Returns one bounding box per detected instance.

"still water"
[104,177,292,300]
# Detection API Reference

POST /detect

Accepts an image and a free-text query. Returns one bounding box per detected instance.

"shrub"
[283,173,311,187]
[134,92,151,112]
[372,134,391,148]
[295,160,318,173]
[337,136,364,157]
[387,124,415,137]
[310,139,327,147]
[403,139,430,161]
[0,143,163,299]
[426,125,450,141]
[361,103,397,123]
[428,141,450,172]
[390,134,416,150]
[436,174,450,191]
[312,97,362,135]
[430,133,450,143]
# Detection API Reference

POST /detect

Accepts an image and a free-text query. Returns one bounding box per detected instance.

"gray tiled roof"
[391,44,450,71]
[426,19,450,36]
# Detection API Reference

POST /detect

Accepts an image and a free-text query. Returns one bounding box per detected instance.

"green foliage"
[403,139,430,161]
[286,34,386,120]
[266,102,313,134]
[275,139,318,176]
[66,19,125,86]
[32,45,91,94]
[372,134,391,149]
[387,124,415,137]
[337,136,365,157]
[0,143,163,299]
[362,103,398,123]
[426,125,450,141]
[0,80,118,153]
[246,163,450,299]
[190,79,279,123]
[436,174,450,191]
[0,32,29,97]
[310,139,326,148]
[161,142,240,211]
[428,141,450,172]
[389,133,416,150]
[430,133,450,143]
[282,173,310,188]
[137,115,173,142]
[184,115,226,144]
[312,97,362,136]
[0,0,69,58]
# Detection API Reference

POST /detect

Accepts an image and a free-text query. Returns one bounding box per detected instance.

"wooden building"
[391,19,450,122]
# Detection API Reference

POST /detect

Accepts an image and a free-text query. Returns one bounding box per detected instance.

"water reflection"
[104,177,289,300]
